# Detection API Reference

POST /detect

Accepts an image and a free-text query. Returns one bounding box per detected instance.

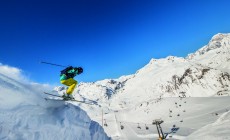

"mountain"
[73,33,230,107]
[63,33,230,139]
[0,73,110,140]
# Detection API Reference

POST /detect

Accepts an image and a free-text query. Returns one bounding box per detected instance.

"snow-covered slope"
[186,110,230,140]
[63,33,230,139]
[0,72,110,140]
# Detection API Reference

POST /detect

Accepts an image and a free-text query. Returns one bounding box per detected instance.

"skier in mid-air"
[60,66,83,99]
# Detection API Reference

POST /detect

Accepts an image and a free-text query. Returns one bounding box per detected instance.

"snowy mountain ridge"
[187,33,230,59]
[75,33,230,104]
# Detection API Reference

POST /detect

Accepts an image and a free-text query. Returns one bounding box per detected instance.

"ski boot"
[62,93,74,100]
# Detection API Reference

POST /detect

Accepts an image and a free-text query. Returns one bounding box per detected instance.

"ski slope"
[73,96,230,140]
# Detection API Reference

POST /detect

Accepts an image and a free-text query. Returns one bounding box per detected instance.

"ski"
[43,92,99,106]
[43,92,63,98]
[44,97,93,105]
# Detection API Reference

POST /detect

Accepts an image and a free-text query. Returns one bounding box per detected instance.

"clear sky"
[1,0,230,84]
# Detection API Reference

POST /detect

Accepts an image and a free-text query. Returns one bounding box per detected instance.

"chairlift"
[145,124,149,130]
[104,119,108,127]
[120,125,124,130]
[137,123,141,129]
[120,122,124,130]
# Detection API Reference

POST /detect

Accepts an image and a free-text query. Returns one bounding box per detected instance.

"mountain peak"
[210,33,230,42]
[187,33,230,59]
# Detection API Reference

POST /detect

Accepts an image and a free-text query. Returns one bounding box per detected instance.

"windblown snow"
[1,33,230,140]
[0,71,110,140]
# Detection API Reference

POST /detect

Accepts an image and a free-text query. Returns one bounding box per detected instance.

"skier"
[60,66,83,100]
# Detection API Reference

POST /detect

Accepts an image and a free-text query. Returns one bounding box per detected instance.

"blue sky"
[1,0,230,84]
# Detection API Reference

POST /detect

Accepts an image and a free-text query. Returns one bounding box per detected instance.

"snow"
[0,72,110,140]
[186,110,230,140]
[1,33,230,140]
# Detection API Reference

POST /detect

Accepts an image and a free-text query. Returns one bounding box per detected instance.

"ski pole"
[40,61,67,67]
